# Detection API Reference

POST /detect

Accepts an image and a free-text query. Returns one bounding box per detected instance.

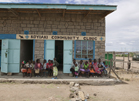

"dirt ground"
[116,57,139,70]
[0,76,139,101]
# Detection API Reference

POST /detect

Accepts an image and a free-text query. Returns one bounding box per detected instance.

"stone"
[69,82,75,87]
[85,93,90,99]
[7,73,12,76]
[94,93,97,96]
[69,93,75,98]
[74,83,80,88]
[70,87,79,92]
[78,91,85,100]
[70,98,76,101]
[75,97,82,101]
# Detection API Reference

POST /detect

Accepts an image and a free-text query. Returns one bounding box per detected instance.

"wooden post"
[128,53,129,61]
[113,51,116,70]
[109,59,112,78]
[123,52,125,69]
[111,66,121,79]
[109,58,121,79]
[107,52,109,66]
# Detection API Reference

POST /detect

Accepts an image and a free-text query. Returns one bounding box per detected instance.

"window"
[74,40,95,60]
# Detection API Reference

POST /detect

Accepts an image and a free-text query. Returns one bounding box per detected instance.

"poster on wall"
[16,34,105,41]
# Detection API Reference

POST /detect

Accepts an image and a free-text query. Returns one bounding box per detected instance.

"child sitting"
[93,59,101,77]
[84,61,90,78]
[21,61,27,77]
[25,60,33,78]
[89,66,95,77]
[74,63,79,78]
[100,61,108,76]
[52,58,59,79]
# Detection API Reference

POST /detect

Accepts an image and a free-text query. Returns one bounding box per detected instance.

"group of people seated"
[70,58,108,78]
[21,58,59,79]
[21,58,107,79]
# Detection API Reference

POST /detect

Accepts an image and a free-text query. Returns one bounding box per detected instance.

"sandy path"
[0,79,139,101]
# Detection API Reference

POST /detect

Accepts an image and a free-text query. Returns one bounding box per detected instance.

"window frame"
[74,40,95,60]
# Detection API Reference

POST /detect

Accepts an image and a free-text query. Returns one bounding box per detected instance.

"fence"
[105,51,139,79]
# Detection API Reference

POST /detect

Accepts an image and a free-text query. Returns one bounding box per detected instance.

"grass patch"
[46,84,55,88]
[125,78,130,81]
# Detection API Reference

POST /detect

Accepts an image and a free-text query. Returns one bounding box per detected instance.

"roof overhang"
[0,3,117,17]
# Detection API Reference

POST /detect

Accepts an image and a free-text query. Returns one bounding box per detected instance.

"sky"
[0,0,139,52]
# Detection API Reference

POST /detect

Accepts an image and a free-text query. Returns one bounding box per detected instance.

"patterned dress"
[53,61,59,76]
[93,62,101,74]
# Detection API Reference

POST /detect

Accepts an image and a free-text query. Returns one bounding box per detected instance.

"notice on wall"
[16,34,105,41]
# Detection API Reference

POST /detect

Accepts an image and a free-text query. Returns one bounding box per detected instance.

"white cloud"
[119,42,126,45]
[106,0,139,52]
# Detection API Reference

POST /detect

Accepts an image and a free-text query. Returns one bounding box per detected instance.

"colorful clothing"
[46,63,53,69]
[53,66,58,76]
[79,63,85,72]
[35,63,42,70]
[84,64,89,69]
[88,62,92,69]
[21,68,27,73]
[90,69,95,73]
[98,62,103,68]
[93,62,101,74]
[84,64,90,72]
[75,66,79,72]
[53,61,59,67]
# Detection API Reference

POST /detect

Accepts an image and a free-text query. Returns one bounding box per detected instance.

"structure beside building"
[0,3,117,73]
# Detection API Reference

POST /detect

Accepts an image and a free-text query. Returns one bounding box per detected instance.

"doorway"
[0,40,1,68]
[55,40,63,71]
[20,40,33,64]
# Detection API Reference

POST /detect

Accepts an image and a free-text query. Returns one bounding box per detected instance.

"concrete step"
[0,78,121,85]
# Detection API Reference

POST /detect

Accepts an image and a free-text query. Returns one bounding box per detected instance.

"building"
[0,3,117,73]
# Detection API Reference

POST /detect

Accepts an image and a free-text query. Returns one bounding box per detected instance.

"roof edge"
[0,3,117,11]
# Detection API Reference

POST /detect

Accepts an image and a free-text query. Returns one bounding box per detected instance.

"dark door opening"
[20,40,33,64]
[55,40,63,71]
[0,40,1,68]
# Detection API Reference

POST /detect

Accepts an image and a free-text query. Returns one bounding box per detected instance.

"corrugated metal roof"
[0,3,117,11]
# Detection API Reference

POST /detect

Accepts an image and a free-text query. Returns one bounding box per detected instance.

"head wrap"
[22,61,26,64]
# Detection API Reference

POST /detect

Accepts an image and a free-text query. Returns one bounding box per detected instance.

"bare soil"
[116,57,139,70]
[0,77,139,101]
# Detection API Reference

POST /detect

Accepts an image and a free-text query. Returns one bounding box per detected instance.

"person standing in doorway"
[52,58,59,79]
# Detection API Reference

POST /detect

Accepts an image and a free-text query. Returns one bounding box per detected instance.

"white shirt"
[71,62,78,68]
[42,63,46,69]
